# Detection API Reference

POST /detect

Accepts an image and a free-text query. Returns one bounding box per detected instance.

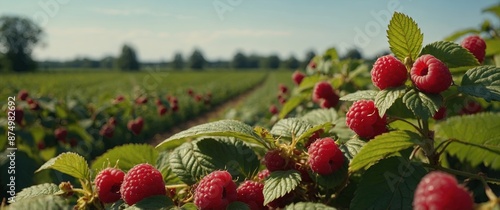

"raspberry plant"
[6,11,500,210]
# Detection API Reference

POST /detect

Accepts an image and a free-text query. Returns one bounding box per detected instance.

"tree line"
[0,15,364,72]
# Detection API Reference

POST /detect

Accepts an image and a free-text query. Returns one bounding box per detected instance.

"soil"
[148,79,266,146]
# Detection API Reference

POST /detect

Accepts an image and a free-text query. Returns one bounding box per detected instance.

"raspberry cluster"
[413,171,474,210]
[346,100,387,139]
[312,81,340,108]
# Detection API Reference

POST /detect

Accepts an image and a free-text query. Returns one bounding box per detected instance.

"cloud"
[90,8,195,19]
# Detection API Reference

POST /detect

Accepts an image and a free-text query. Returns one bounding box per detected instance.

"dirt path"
[148,77,266,146]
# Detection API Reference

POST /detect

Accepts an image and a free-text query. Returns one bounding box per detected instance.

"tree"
[189,48,206,70]
[117,44,140,71]
[284,55,300,70]
[0,16,43,72]
[302,50,316,68]
[342,48,363,60]
[231,51,247,69]
[171,52,184,70]
[246,54,261,69]
[100,56,115,69]
[261,54,281,70]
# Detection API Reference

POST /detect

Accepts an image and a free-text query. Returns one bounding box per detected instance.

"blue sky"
[0,0,498,62]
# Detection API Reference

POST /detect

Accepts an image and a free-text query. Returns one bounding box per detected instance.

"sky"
[0,0,499,62]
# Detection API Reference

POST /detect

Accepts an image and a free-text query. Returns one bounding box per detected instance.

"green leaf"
[459,66,500,102]
[483,4,500,19]
[485,39,500,56]
[279,94,308,119]
[285,202,336,210]
[435,113,500,169]
[14,183,60,202]
[297,75,322,92]
[375,87,406,117]
[263,170,301,205]
[420,41,479,68]
[91,144,158,172]
[312,158,348,190]
[156,151,181,184]
[156,120,265,150]
[402,89,442,119]
[169,138,259,184]
[324,47,339,61]
[443,28,480,42]
[125,195,173,210]
[301,108,338,126]
[36,152,90,180]
[387,12,423,62]
[339,90,378,102]
[349,130,421,172]
[270,118,313,141]
[8,195,70,210]
[339,137,366,162]
[350,157,427,210]
[227,201,251,210]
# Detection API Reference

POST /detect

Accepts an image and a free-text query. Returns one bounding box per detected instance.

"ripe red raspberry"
[279,84,288,94]
[157,105,168,116]
[312,81,336,102]
[432,107,447,120]
[461,35,486,63]
[371,55,408,90]
[17,90,29,101]
[135,96,148,105]
[346,100,388,139]
[307,138,344,175]
[459,100,482,115]
[257,169,270,181]
[194,170,237,210]
[99,124,115,138]
[120,163,166,205]
[127,117,144,135]
[94,168,125,203]
[263,149,289,172]
[237,180,265,210]
[14,107,24,126]
[410,55,452,94]
[292,71,306,85]
[54,127,68,142]
[113,95,125,104]
[269,104,278,115]
[413,171,474,210]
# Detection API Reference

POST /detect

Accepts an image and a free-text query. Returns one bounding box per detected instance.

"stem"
[166,184,188,189]
[421,163,500,185]
[389,117,425,136]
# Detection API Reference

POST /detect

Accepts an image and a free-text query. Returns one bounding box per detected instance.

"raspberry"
[257,169,270,181]
[157,105,168,116]
[307,138,344,175]
[113,95,125,104]
[94,168,125,203]
[269,104,278,115]
[459,100,482,115]
[120,163,166,205]
[54,127,67,142]
[461,35,486,63]
[99,124,115,138]
[237,180,265,210]
[14,107,24,126]
[263,149,289,172]
[127,117,144,135]
[346,100,388,139]
[410,55,452,94]
[413,171,474,210]
[432,107,447,120]
[371,55,408,90]
[292,71,306,85]
[135,96,148,105]
[312,81,336,102]
[194,170,237,210]
[17,90,29,101]
[279,84,288,94]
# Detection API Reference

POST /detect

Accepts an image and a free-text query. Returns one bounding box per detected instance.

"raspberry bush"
[8,10,500,210]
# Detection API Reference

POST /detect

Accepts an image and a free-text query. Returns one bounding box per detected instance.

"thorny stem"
[421,163,500,185]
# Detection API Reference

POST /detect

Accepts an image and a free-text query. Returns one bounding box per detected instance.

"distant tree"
[100,56,115,69]
[117,44,140,71]
[0,16,44,72]
[342,48,363,60]
[302,50,316,68]
[188,48,206,70]
[231,51,247,69]
[284,55,300,70]
[246,54,261,69]
[261,54,281,70]
[171,52,184,70]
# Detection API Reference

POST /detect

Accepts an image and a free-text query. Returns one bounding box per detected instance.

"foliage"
[117,44,140,71]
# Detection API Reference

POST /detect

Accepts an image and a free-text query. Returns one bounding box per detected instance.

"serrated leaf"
[8,195,70,210]
[443,28,480,42]
[125,195,173,210]
[14,183,60,202]
[483,4,500,19]
[227,201,251,210]
[459,66,500,101]
[270,118,313,141]
[375,87,406,116]
[387,12,423,62]
[435,113,500,169]
[297,75,322,92]
[169,138,259,184]
[349,130,421,172]
[285,202,336,210]
[156,151,181,184]
[312,158,348,190]
[420,41,479,68]
[91,144,158,172]
[36,152,89,180]
[485,39,500,56]
[324,47,339,61]
[296,122,332,145]
[156,120,265,150]
[279,94,308,119]
[339,137,366,162]
[350,157,427,210]
[339,90,378,101]
[402,89,442,119]
[263,170,301,205]
[301,108,338,126]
